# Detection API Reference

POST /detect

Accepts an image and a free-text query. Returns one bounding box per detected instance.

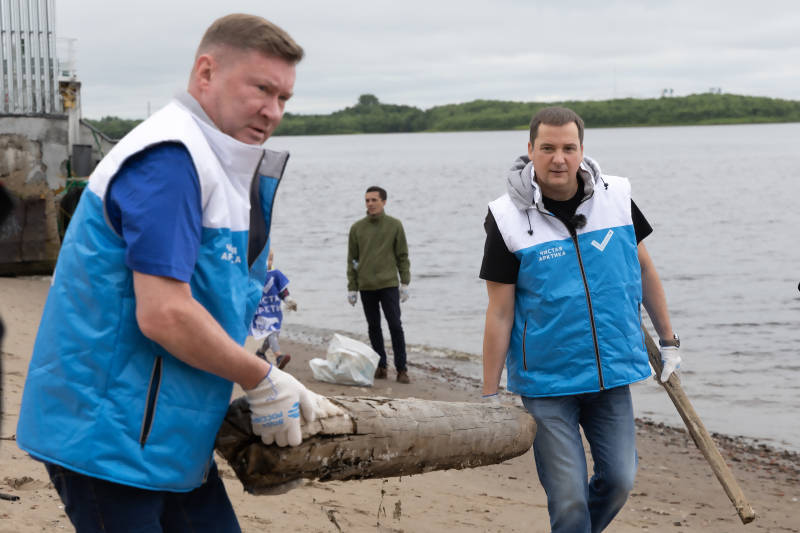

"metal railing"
[0,0,59,114]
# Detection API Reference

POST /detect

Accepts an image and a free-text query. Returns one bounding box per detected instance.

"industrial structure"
[1,0,115,274]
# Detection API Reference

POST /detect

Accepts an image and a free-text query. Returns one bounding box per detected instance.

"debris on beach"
[215,396,536,494]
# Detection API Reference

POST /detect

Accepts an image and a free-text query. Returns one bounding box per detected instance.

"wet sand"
[1,276,798,532]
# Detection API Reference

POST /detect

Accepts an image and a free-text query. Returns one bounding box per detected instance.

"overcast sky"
[57,0,799,119]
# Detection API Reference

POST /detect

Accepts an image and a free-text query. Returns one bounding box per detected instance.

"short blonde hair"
[197,14,303,64]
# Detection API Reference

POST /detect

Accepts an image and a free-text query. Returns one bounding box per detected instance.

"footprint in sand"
[3,476,48,490]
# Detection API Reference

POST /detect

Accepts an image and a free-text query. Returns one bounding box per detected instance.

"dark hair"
[529,106,584,145]
[365,186,387,201]
[196,13,304,64]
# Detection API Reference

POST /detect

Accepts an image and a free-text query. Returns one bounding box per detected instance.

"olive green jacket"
[347,212,410,291]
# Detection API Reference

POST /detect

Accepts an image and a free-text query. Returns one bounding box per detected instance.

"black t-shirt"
[479,193,653,284]
[543,182,585,226]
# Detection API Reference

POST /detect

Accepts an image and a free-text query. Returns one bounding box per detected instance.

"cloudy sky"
[57,0,799,119]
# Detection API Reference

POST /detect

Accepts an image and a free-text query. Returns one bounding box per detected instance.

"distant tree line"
[85,93,800,139]
[279,93,800,135]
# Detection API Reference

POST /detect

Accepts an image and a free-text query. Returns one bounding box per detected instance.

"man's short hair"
[529,106,585,145]
[196,13,304,64]
[366,186,387,201]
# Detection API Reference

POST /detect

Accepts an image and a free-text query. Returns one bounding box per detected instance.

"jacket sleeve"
[347,225,359,291]
[395,221,410,285]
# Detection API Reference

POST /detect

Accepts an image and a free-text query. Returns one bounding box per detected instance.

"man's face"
[528,122,584,201]
[365,192,386,216]
[198,49,296,145]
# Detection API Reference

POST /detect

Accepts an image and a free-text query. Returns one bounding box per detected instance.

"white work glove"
[347,291,358,306]
[659,345,682,382]
[246,366,343,447]
[399,284,409,303]
[481,392,502,405]
[283,296,298,312]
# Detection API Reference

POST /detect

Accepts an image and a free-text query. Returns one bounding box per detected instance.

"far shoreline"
[271,119,800,137]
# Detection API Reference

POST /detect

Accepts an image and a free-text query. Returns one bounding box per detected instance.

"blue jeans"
[360,287,407,371]
[45,461,241,532]
[522,385,637,533]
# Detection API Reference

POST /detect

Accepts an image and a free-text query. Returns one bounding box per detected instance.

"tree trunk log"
[643,327,756,524]
[215,396,536,494]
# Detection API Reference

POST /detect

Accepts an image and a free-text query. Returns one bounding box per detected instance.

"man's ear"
[193,54,215,90]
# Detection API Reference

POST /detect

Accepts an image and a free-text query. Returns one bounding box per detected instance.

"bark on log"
[215,396,536,494]
[643,327,756,524]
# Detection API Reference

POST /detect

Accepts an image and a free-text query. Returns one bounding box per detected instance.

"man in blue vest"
[16,14,341,532]
[480,106,681,532]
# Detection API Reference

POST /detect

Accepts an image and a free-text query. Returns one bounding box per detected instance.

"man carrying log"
[480,106,681,533]
[16,14,341,532]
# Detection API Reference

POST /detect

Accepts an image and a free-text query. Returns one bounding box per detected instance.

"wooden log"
[215,396,536,494]
[643,327,756,524]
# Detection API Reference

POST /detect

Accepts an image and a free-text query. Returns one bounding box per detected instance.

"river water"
[266,123,800,452]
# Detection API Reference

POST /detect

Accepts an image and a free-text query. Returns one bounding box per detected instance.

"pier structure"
[1,0,114,274]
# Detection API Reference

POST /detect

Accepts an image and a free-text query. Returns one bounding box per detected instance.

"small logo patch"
[538,246,565,262]
[591,230,614,252]
[220,243,242,264]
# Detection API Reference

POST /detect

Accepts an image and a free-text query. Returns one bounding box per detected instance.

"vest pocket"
[139,356,163,446]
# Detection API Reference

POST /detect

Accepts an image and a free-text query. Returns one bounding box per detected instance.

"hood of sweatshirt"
[505,154,603,213]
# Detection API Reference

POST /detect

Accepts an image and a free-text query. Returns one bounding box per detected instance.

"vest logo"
[538,246,565,262]
[591,229,614,252]
[220,243,242,264]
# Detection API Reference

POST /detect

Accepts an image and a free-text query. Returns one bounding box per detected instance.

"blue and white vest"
[490,174,650,398]
[16,94,287,491]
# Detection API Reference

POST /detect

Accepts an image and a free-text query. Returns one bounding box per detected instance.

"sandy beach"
[1,275,798,532]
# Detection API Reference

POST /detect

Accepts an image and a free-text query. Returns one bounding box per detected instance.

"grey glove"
[399,284,409,303]
[347,291,358,306]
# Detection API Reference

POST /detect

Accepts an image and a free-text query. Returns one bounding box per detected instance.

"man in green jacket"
[347,186,411,383]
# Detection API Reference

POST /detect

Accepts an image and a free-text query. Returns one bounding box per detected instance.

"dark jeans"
[360,287,406,371]
[45,461,241,532]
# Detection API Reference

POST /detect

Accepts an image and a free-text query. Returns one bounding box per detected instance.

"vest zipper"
[568,225,605,390]
[522,319,528,370]
[139,356,163,447]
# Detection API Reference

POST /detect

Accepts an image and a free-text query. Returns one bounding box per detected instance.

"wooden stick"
[215,396,536,494]
[643,327,756,524]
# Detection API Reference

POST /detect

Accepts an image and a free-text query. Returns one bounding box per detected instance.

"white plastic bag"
[309,333,381,386]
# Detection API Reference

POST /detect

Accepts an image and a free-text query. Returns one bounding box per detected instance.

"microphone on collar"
[570,214,587,229]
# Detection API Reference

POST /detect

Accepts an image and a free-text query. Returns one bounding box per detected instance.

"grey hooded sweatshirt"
[505,154,605,215]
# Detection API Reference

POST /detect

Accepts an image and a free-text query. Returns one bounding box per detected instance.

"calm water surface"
[266,123,800,451]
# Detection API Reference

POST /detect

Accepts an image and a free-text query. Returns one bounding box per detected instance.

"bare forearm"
[482,315,511,395]
[482,281,515,396]
[639,244,674,340]
[134,273,269,390]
